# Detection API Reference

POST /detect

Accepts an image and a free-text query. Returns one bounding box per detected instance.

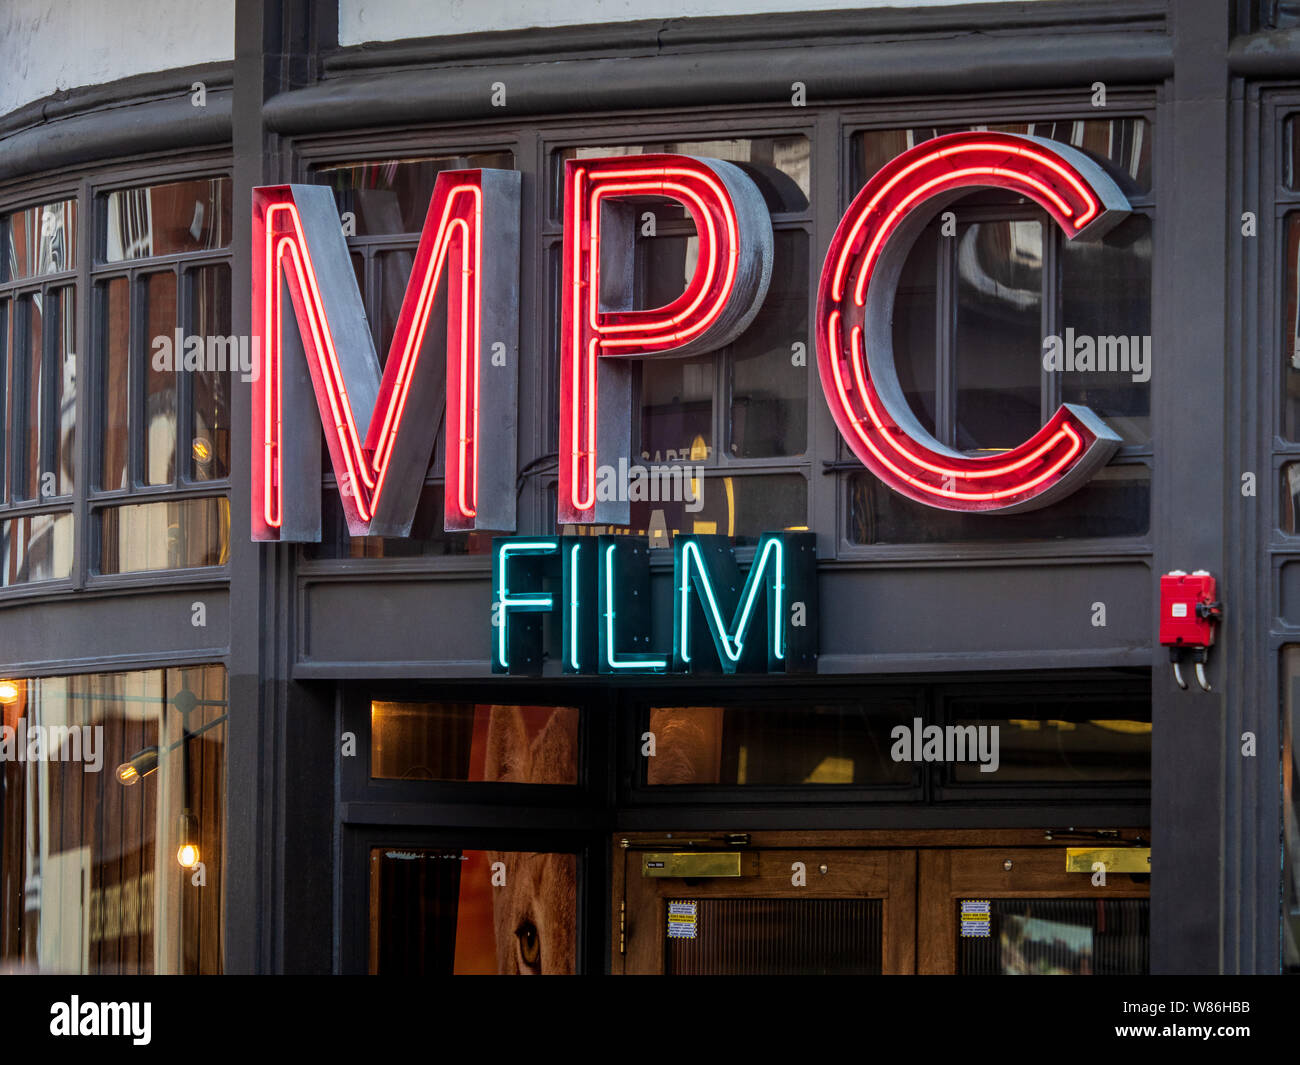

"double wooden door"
[615,830,1149,975]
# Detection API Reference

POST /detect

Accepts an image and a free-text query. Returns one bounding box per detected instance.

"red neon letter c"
[816,131,1130,513]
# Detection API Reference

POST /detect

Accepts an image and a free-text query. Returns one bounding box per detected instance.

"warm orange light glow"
[0,680,19,705]
[177,843,200,869]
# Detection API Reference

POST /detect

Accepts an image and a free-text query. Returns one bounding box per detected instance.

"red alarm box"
[1159,570,1220,648]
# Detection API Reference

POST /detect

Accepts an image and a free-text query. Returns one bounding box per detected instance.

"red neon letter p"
[558,155,772,524]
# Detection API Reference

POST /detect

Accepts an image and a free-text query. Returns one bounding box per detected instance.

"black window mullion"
[0,297,7,508]
[937,220,957,449]
[128,268,144,491]
[1043,217,1062,423]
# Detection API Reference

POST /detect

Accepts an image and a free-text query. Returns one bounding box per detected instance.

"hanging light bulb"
[115,746,160,786]
[176,810,200,869]
[0,679,20,704]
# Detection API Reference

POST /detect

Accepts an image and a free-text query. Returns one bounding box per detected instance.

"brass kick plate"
[1065,847,1151,873]
[641,852,758,878]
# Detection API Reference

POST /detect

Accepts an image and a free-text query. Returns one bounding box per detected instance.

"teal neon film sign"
[491,533,818,676]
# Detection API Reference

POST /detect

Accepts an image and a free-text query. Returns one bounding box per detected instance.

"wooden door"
[918,847,1150,974]
[617,843,916,975]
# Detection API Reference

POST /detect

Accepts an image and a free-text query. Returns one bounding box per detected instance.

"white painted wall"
[340,0,1043,45]
[0,0,234,118]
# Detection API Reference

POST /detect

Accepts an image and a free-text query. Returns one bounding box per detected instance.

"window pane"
[314,153,514,236]
[104,177,231,262]
[98,497,229,574]
[22,293,42,500]
[0,665,227,973]
[189,265,231,481]
[307,482,492,559]
[553,136,810,218]
[0,511,72,586]
[853,118,1151,195]
[945,692,1150,783]
[892,219,940,438]
[5,199,77,278]
[847,463,1150,544]
[955,219,1043,452]
[369,847,576,974]
[370,703,579,784]
[1060,214,1152,445]
[99,278,130,490]
[644,702,916,786]
[607,471,807,545]
[1282,646,1300,972]
[52,288,74,496]
[1284,464,1300,534]
[1282,212,1300,441]
[0,298,8,503]
[142,272,177,486]
[637,237,714,461]
[728,230,808,458]
[958,899,1148,975]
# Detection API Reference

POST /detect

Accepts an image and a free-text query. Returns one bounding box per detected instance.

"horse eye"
[516,920,541,967]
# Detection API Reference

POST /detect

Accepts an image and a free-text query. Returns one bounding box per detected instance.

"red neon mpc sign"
[251,132,1129,542]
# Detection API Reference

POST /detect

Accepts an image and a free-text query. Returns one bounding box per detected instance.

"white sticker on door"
[667,900,698,939]
[961,899,991,938]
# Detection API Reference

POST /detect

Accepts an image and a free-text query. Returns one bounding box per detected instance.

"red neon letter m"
[252,171,521,541]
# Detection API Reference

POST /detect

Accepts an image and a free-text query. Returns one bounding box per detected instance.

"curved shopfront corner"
[0,0,1294,978]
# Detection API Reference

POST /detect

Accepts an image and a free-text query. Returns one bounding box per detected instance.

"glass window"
[0,201,77,581]
[846,121,1153,545]
[944,694,1151,783]
[1282,212,1300,441]
[103,178,231,262]
[552,135,810,218]
[547,138,813,547]
[643,701,917,787]
[958,899,1148,975]
[854,118,1151,195]
[954,219,1044,451]
[97,498,230,574]
[0,511,73,586]
[1284,647,1300,972]
[1061,214,1152,444]
[369,703,579,784]
[369,847,577,974]
[4,199,77,280]
[0,665,227,973]
[315,152,514,236]
[847,463,1151,544]
[90,176,231,577]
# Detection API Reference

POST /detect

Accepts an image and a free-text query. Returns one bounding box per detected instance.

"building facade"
[0,0,1296,974]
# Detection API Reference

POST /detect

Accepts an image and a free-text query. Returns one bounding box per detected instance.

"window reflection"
[370,847,576,974]
[370,702,579,784]
[854,119,1151,194]
[98,498,229,574]
[0,511,72,586]
[554,135,810,217]
[104,178,230,262]
[955,219,1043,451]
[0,665,226,973]
[644,702,917,786]
[315,153,514,236]
[5,199,77,279]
